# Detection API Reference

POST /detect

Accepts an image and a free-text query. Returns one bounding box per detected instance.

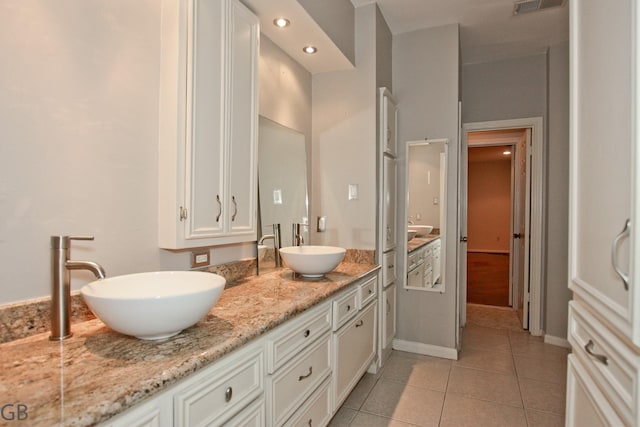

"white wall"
[394,24,460,349]
[311,4,377,249]
[0,2,312,305]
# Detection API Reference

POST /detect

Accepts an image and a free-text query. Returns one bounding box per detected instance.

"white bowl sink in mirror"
[407,230,418,241]
[257,244,268,261]
[279,246,346,278]
[81,271,225,340]
[408,225,433,237]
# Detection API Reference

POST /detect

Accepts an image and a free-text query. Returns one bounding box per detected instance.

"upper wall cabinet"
[158,0,259,249]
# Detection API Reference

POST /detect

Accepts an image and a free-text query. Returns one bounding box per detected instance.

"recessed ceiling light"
[303,46,317,54]
[503,150,512,155]
[273,17,290,28]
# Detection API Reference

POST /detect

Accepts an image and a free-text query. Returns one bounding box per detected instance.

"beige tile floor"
[329,304,569,427]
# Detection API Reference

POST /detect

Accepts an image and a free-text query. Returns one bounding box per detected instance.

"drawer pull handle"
[231,196,238,222]
[216,195,222,222]
[368,289,373,295]
[298,366,313,381]
[303,329,310,338]
[355,320,364,327]
[308,419,313,427]
[611,219,630,291]
[388,264,394,269]
[224,386,233,402]
[347,304,351,311]
[585,339,608,365]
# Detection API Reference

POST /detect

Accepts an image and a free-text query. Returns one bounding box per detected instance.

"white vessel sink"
[257,244,268,261]
[279,246,346,278]
[408,225,433,237]
[407,230,418,241]
[81,271,225,340]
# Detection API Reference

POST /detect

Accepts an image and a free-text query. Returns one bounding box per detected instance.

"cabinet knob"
[347,304,351,311]
[355,320,364,328]
[224,386,233,402]
[303,329,310,338]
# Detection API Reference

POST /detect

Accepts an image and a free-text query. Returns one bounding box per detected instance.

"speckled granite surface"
[407,235,440,253]
[0,261,378,427]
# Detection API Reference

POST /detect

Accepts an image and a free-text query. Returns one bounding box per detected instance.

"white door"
[569,0,638,345]
[511,130,530,329]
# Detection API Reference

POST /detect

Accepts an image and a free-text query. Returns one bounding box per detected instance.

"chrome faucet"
[292,223,308,246]
[50,236,105,341]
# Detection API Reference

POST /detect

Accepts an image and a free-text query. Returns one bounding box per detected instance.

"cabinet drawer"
[332,287,358,331]
[283,378,332,427]
[174,349,263,427]
[333,302,377,407]
[222,397,265,427]
[382,251,396,287]
[407,250,422,271]
[358,276,377,310]
[568,301,639,425]
[266,302,331,373]
[269,333,332,425]
[566,355,624,427]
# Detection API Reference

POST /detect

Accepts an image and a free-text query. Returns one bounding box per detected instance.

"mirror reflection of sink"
[279,246,346,278]
[408,225,433,237]
[81,271,225,340]
[407,230,418,241]
[257,244,268,261]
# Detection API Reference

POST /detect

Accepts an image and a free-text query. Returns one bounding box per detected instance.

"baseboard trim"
[544,334,571,349]
[392,339,459,360]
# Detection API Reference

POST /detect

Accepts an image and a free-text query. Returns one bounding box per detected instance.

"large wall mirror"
[257,116,309,271]
[404,138,448,291]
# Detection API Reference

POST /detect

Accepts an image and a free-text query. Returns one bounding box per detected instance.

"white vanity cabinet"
[566,0,640,425]
[158,0,259,249]
[333,277,378,409]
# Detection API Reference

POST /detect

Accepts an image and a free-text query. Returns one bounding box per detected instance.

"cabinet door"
[333,302,377,407]
[383,94,397,156]
[569,0,639,344]
[226,0,258,236]
[383,156,397,251]
[185,0,226,240]
[383,283,396,350]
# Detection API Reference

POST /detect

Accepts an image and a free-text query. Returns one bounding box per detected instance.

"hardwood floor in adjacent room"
[467,252,510,307]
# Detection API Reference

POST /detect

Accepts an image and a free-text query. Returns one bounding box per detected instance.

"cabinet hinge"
[179,206,188,221]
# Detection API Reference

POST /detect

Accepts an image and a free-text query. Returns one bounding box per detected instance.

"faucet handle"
[68,236,95,241]
[51,235,95,249]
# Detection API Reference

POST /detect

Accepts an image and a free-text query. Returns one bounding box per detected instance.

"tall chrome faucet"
[50,236,106,341]
[292,223,308,246]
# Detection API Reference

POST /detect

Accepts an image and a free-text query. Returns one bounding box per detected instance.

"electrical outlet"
[191,250,210,268]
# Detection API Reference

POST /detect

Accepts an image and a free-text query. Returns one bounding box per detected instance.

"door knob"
[460,236,468,242]
[513,233,523,239]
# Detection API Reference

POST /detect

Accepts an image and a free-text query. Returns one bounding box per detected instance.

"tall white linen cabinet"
[566,0,640,425]
[377,87,398,367]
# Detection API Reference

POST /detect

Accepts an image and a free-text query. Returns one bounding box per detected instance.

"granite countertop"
[0,262,378,427]
[407,234,440,253]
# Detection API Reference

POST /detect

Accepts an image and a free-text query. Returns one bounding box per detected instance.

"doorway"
[467,144,514,308]
[458,117,544,336]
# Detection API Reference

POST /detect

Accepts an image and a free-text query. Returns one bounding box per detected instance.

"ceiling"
[358,0,569,64]
[243,0,569,73]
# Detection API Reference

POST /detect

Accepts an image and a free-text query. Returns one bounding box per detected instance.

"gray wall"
[375,5,392,90]
[297,0,355,65]
[393,24,460,349]
[545,41,571,339]
[462,50,571,340]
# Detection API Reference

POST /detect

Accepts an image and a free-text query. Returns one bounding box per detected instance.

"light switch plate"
[348,184,359,200]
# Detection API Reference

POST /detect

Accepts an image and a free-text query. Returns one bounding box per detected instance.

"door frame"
[462,117,545,336]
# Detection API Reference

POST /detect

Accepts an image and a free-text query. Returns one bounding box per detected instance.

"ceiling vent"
[513,0,564,15]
